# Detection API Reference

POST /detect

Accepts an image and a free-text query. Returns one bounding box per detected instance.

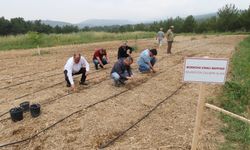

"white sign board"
[183,57,229,84]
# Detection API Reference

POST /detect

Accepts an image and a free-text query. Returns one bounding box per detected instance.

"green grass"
[219,36,250,150]
[0,31,155,51]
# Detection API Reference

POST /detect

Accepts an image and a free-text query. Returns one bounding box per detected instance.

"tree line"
[0,4,249,36]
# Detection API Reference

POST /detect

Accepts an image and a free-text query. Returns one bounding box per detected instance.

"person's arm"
[127,46,133,54]
[118,47,122,59]
[166,30,170,39]
[106,54,110,63]
[65,60,76,90]
[148,62,156,73]
[127,67,133,78]
[116,63,127,79]
[96,57,104,67]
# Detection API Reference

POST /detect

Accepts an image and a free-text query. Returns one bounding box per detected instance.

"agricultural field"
[0,35,247,149]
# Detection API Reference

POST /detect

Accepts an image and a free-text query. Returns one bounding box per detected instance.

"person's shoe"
[66,83,71,87]
[119,80,125,85]
[95,64,98,70]
[79,81,88,85]
[114,80,121,87]
[99,64,104,68]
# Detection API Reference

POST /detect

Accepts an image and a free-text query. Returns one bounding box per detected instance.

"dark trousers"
[64,68,86,86]
[93,58,108,69]
[167,41,173,54]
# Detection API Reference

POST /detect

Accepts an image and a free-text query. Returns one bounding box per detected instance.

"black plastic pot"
[20,101,30,112]
[9,107,23,122]
[30,104,41,118]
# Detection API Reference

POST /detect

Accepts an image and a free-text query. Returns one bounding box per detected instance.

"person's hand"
[71,85,77,92]
[100,64,105,68]
[127,76,133,80]
[85,72,89,76]
[152,69,156,73]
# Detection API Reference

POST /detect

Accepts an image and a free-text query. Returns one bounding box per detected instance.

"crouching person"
[111,57,133,86]
[93,48,110,70]
[64,53,90,91]
[137,49,157,73]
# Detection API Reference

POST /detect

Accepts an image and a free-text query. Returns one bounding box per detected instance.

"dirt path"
[0,35,246,150]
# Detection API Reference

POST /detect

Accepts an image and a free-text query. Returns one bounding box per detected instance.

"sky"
[0,0,249,23]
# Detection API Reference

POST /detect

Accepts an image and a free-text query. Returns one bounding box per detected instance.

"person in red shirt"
[93,48,110,70]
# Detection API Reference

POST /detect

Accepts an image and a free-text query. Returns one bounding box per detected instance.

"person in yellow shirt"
[166,26,174,54]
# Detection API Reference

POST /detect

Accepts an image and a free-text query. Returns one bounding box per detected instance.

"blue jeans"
[138,57,156,73]
[93,58,108,69]
[111,71,129,83]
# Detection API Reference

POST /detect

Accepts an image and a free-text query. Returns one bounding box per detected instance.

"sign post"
[183,57,229,150]
[191,83,205,150]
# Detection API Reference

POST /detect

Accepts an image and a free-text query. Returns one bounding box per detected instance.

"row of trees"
[0,17,79,35]
[0,4,249,36]
[86,4,249,33]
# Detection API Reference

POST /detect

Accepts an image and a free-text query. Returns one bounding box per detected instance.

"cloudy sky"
[0,0,249,23]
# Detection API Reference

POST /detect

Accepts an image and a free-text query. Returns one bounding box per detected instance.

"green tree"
[0,17,11,35]
[10,17,28,34]
[172,16,184,33]
[240,5,250,31]
[183,15,196,33]
[217,4,240,32]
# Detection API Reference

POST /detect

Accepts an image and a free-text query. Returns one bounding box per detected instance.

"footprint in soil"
[12,128,25,135]
[66,136,77,143]
[94,131,121,148]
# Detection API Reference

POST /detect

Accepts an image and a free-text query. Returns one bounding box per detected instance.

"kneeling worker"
[64,53,90,91]
[93,48,110,70]
[111,57,133,86]
[137,49,157,73]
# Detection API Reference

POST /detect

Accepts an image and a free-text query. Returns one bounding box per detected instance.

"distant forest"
[0,4,249,36]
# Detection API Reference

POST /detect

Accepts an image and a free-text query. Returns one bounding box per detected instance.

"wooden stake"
[205,103,250,125]
[191,83,206,150]
[37,45,40,55]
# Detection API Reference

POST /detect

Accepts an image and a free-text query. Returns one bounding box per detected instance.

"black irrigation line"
[0,75,110,123]
[0,65,113,91]
[0,67,59,82]
[0,72,62,91]
[0,72,110,119]
[0,59,179,148]
[99,83,186,149]
[0,112,8,118]
[0,41,213,148]
[0,41,206,119]
[6,69,108,104]
[0,40,208,90]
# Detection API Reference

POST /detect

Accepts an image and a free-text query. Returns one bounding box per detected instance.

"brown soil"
[0,35,246,150]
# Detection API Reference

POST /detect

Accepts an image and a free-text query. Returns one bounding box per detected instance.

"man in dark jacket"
[117,41,133,59]
[111,57,133,86]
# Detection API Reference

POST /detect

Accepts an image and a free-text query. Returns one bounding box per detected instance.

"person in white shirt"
[64,53,90,91]
[156,28,165,47]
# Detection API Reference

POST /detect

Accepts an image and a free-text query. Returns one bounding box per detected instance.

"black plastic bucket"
[30,104,41,117]
[10,107,23,122]
[20,101,30,112]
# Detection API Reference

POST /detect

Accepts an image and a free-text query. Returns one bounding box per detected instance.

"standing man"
[166,26,174,54]
[117,41,133,59]
[64,53,90,91]
[111,57,134,86]
[93,48,110,70]
[156,28,165,48]
[137,49,157,73]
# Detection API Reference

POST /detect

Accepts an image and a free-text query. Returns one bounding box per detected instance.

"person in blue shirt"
[137,49,157,73]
